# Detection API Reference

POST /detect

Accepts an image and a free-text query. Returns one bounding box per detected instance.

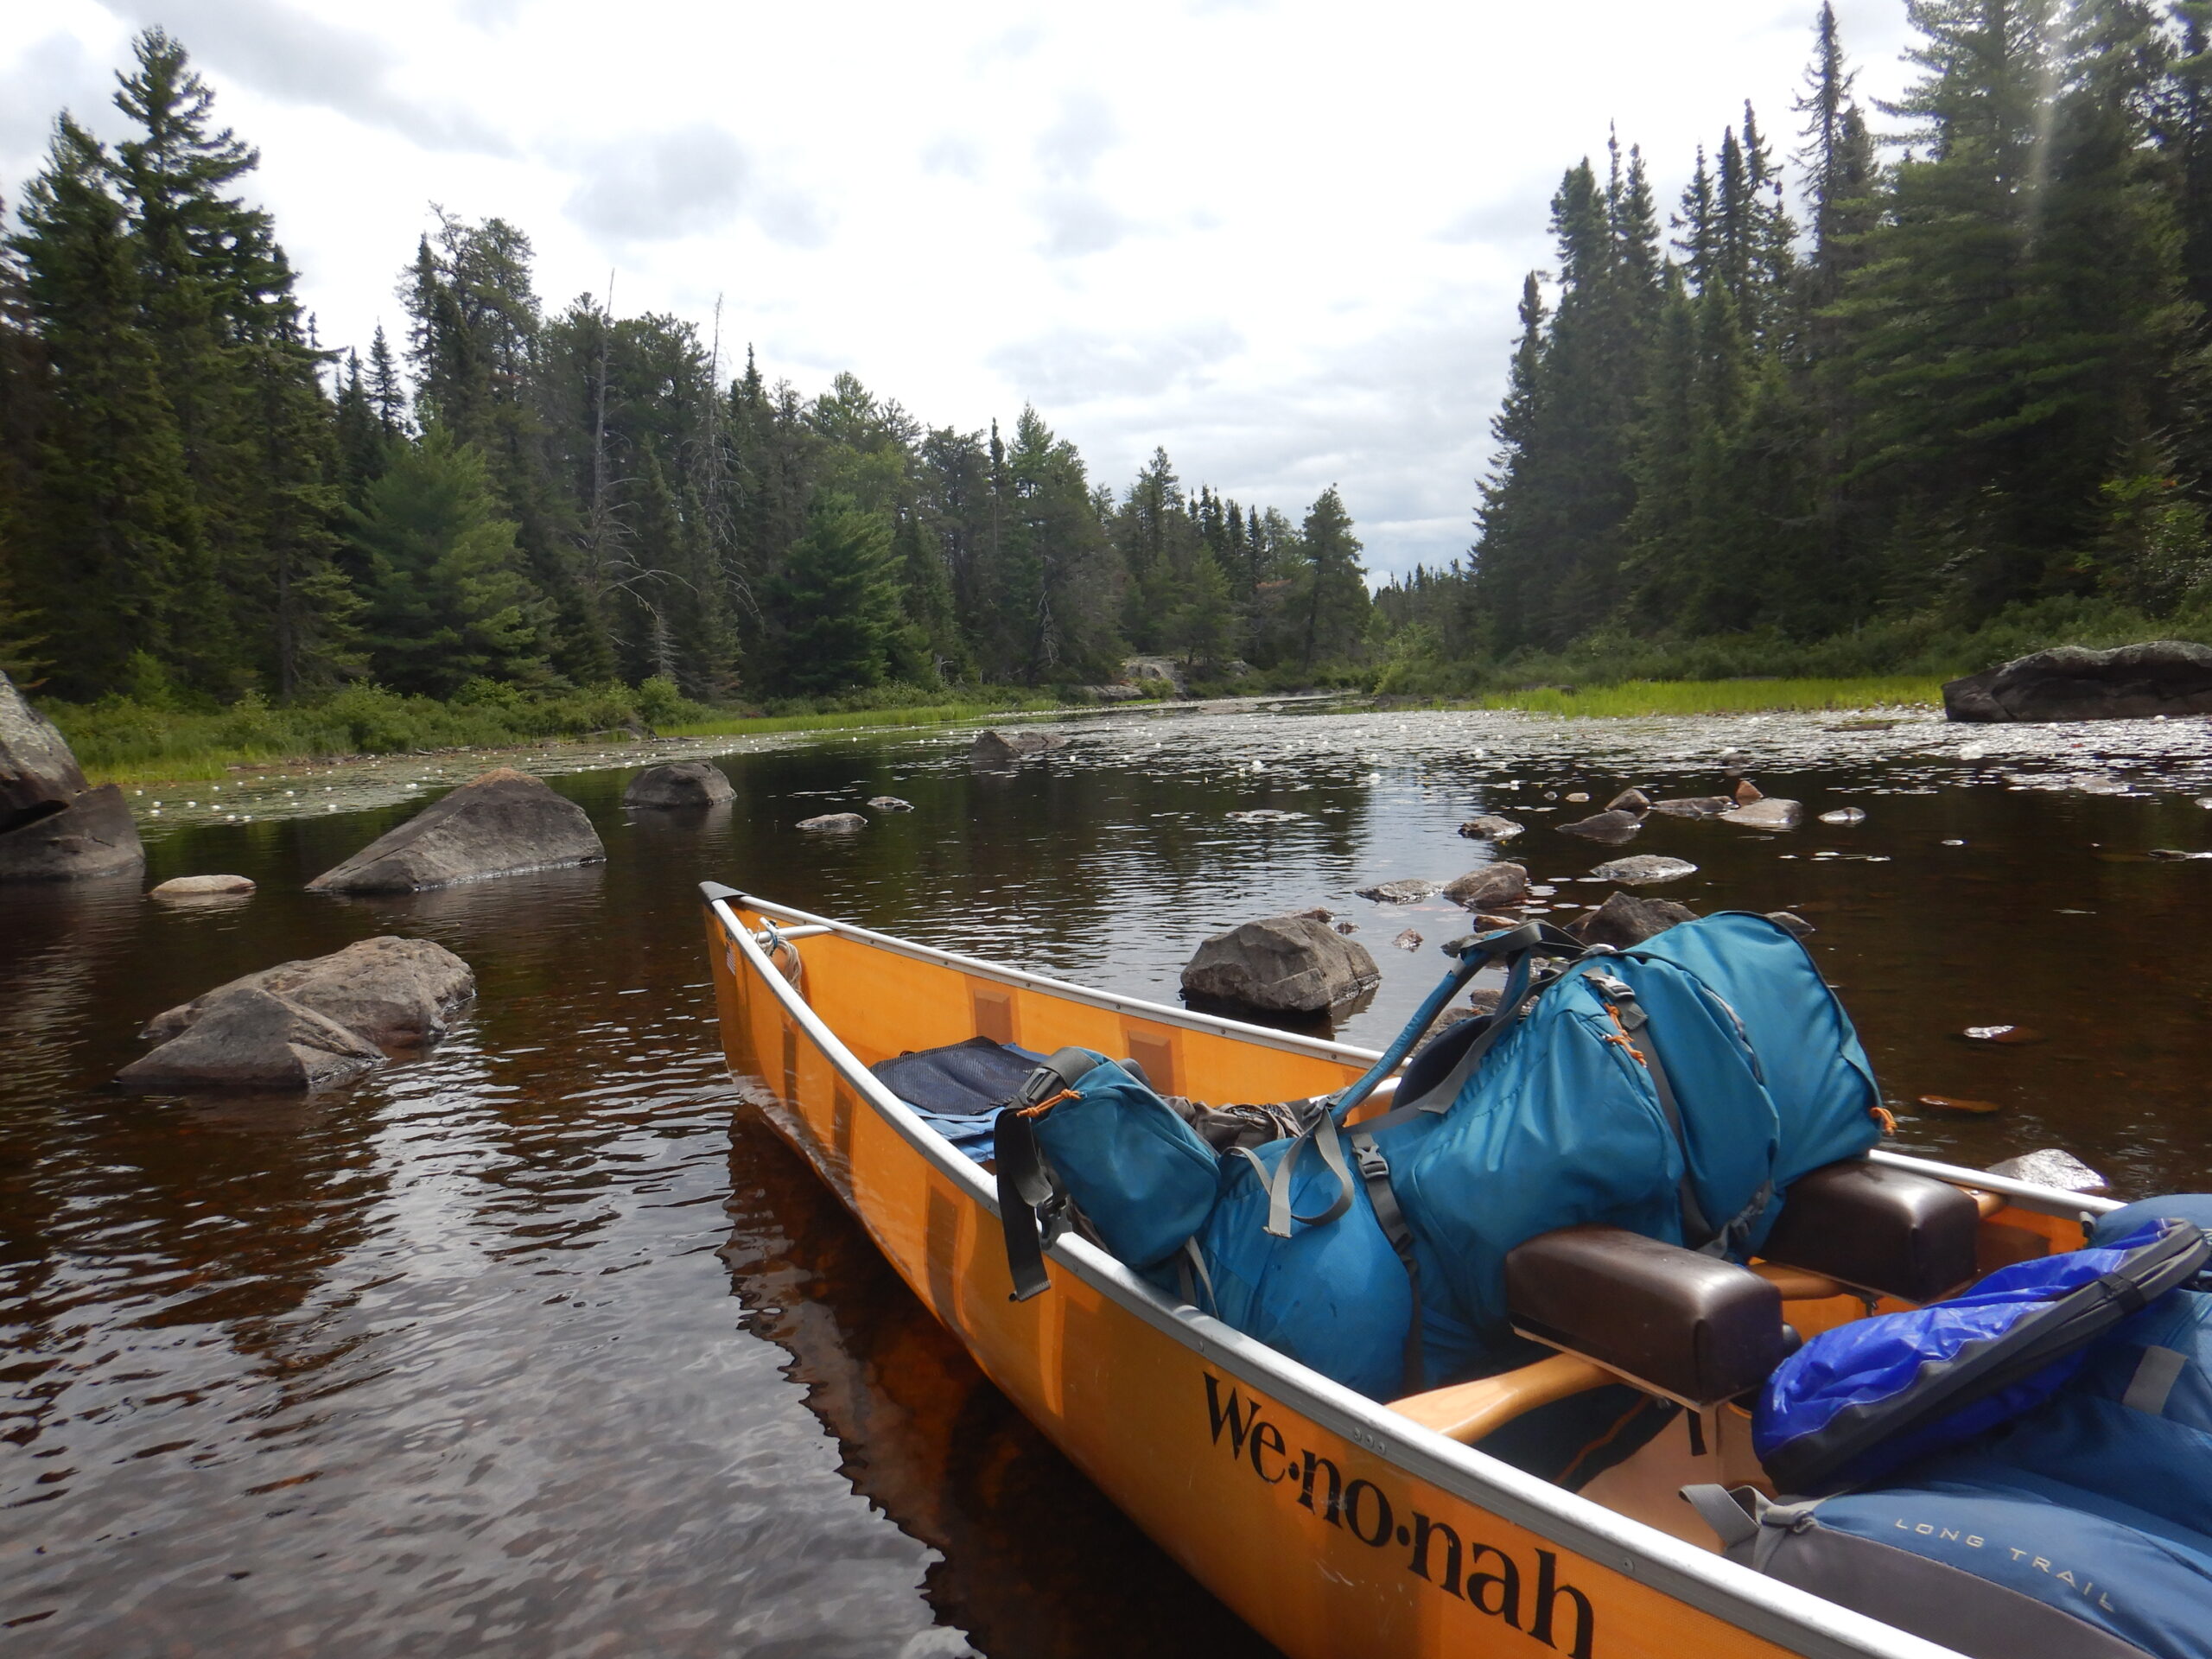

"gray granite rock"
[624,761,734,808]
[308,769,604,893]
[143,935,475,1049]
[1180,915,1382,1014]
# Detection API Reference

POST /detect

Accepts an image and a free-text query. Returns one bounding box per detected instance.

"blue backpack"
[1197,914,1884,1398]
[993,1047,1222,1296]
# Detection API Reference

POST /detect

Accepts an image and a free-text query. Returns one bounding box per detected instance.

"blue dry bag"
[1754,1217,2212,1493]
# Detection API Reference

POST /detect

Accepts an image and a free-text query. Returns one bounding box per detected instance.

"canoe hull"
[705,892,2013,1659]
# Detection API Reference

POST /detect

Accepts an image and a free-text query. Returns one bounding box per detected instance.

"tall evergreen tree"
[350,426,549,696]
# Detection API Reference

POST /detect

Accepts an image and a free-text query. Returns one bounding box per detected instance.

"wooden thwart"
[1389,1352,1616,1445]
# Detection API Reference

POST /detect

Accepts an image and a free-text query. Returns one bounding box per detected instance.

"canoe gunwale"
[708,887,1973,1659]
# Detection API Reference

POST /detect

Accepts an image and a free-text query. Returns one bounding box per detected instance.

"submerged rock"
[1566,892,1697,949]
[798,812,868,832]
[1818,807,1867,826]
[308,769,604,893]
[1180,914,1381,1014]
[1458,815,1525,842]
[1647,796,1734,818]
[624,761,734,808]
[1555,810,1643,843]
[1588,854,1698,886]
[1917,1095,2005,1116]
[1355,877,1439,904]
[143,935,475,1049]
[0,670,144,881]
[150,874,256,899]
[1943,641,2212,722]
[1441,862,1530,909]
[1766,911,1817,938]
[1391,928,1423,951]
[1333,920,1358,935]
[971,728,1065,762]
[1605,788,1651,814]
[1719,798,1804,831]
[1986,1147,2109,1193]
[118,987,384,1092]
[868,795,913,811]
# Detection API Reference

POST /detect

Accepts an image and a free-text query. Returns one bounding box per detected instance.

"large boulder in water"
[1567,892,1698,949]
[307,768,603,893]
[142,935,475,1049]
[624,760,734,808]
[0,670,144,881]
[1942,641,2212,722]
[1441,862,1529,909]
[971,728,1065,762]
[118,987,385,1092]
[1181,914,1381,1014]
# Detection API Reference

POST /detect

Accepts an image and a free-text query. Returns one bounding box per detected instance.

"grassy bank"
[1453,675,1946,718]
[42,680,1077,785]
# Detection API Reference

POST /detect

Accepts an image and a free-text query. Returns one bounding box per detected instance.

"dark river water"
[6,701,2212,1655]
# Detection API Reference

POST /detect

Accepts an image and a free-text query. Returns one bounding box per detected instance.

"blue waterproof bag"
[993,1047,1219,1282]
[1754,1217,2212,1492]
[1698,1243,2212,1659]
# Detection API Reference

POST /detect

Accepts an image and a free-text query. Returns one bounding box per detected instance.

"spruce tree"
[350,427,550,696]
[771,491,899,694]
[7,115,201,699]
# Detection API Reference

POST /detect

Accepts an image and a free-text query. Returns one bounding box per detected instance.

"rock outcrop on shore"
[1181,914,1381,1014]
[307,769,604,893]
[1942,640,2212,722]
[623,761,734,808]
[0,670,144,881]
[123,936,476,1091]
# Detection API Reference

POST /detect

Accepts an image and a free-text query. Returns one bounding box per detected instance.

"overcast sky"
[2,0,1920,581]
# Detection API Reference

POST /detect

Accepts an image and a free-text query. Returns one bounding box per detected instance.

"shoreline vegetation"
[46,672,1952,787]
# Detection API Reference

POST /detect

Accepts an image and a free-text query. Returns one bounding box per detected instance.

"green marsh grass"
[1457,676,1945,718]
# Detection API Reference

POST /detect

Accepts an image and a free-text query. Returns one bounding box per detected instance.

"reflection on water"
[5,702,2212,1652]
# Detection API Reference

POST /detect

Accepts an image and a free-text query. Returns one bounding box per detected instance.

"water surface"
[6,702,2212,1653]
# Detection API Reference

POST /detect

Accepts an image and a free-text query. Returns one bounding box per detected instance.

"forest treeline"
[0,30,1370,713]
[1373,0,2212,684]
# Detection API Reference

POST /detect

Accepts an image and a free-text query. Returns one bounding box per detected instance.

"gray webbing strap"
[2123,1344,2188,1416]
[1257,1109,1358,1237]
[1680,1484,1761,1554]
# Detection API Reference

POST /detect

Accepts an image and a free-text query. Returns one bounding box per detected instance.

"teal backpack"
[1198,914,1885,1399]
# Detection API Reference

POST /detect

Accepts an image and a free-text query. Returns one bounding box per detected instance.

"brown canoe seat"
[1504,1225,1788,1411]
[1758,1160,1980,1305]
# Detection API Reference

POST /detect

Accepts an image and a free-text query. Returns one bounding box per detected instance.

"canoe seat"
[1505,1226,1789,1411]
[1758,1160,1981,1304]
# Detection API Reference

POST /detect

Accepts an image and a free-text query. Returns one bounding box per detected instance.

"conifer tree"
[771,491,899,694]
[1297,485,1368,668]
[350,427,549,696]
[7,115,201,698]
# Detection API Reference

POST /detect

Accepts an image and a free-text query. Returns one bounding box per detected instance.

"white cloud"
[0,0,1925,578]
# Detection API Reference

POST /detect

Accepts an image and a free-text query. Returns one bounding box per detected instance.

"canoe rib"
[708,887,1982,1659]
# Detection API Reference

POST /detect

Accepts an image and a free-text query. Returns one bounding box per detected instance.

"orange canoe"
[703,884,2113,1659]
